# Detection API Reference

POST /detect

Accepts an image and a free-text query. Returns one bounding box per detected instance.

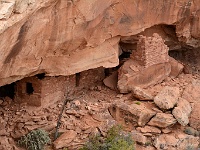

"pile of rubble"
[0,85,119,150]
[109,80,199,149]
[105,34,200,149]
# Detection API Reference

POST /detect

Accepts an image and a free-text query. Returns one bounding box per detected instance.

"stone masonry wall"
[132,33,169,68]
[15,75,76,107]
[15,76,42,106]
[15,67,105,107]
[41,75,76,107]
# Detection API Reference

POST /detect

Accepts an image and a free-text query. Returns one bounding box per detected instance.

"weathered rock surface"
[0,136,18,150]
[118,60,171,93]
[169,57,184,78]
[103,71,118,90]
[131,87,154,101]
[0,1,15,19]
[148,113,177,128]
[184,127,199,137]
[137,125,161,134]
[109,101,156,127]
[131,130,147,145]
[182,79,200,129]
[153,132,199,150]
[53,130,77,149]
[154,134,178,150]
[154,86,180,110]
[14,0,29,14]
[0,0,200,86]
[172,98,192,126]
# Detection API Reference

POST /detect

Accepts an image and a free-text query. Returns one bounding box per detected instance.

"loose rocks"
[154,86,180,110]
[148,113,177,128]
[172,98,192,126]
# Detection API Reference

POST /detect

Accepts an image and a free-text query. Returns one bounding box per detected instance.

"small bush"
[18,129,51,150]
[135,101,141,105]
[79,125,135,150]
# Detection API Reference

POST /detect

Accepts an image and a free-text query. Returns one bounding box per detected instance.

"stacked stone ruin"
[115,33,199,149]
[132,33,169,68]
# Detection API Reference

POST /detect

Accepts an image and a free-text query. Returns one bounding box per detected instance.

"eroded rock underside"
[0,0,200,86]
[1,0,200,150]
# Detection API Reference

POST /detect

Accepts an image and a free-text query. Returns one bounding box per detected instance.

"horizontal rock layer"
[0,0,200,86]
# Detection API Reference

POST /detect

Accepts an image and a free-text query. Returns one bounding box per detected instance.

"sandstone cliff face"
[0,0,200,86]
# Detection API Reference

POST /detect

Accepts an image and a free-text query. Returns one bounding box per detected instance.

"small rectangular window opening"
[26,82,34,94]
[76,73,80,87]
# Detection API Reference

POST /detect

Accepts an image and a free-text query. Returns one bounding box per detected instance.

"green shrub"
[108,138,134,150]
[135,101,141,105]
[79,125,135,150]
[18,129,51,150]
[106,125,122,143]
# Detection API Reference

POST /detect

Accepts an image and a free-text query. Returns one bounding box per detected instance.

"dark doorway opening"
[26,82,34,94]
[76,73,80,87]
[0,82,16,99]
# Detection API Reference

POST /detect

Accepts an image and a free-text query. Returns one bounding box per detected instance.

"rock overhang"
[0,0,200,86]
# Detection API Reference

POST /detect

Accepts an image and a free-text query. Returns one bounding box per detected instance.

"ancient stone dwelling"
[132,33,169,68]
[14,68,105,107]
[14,75,76,107]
